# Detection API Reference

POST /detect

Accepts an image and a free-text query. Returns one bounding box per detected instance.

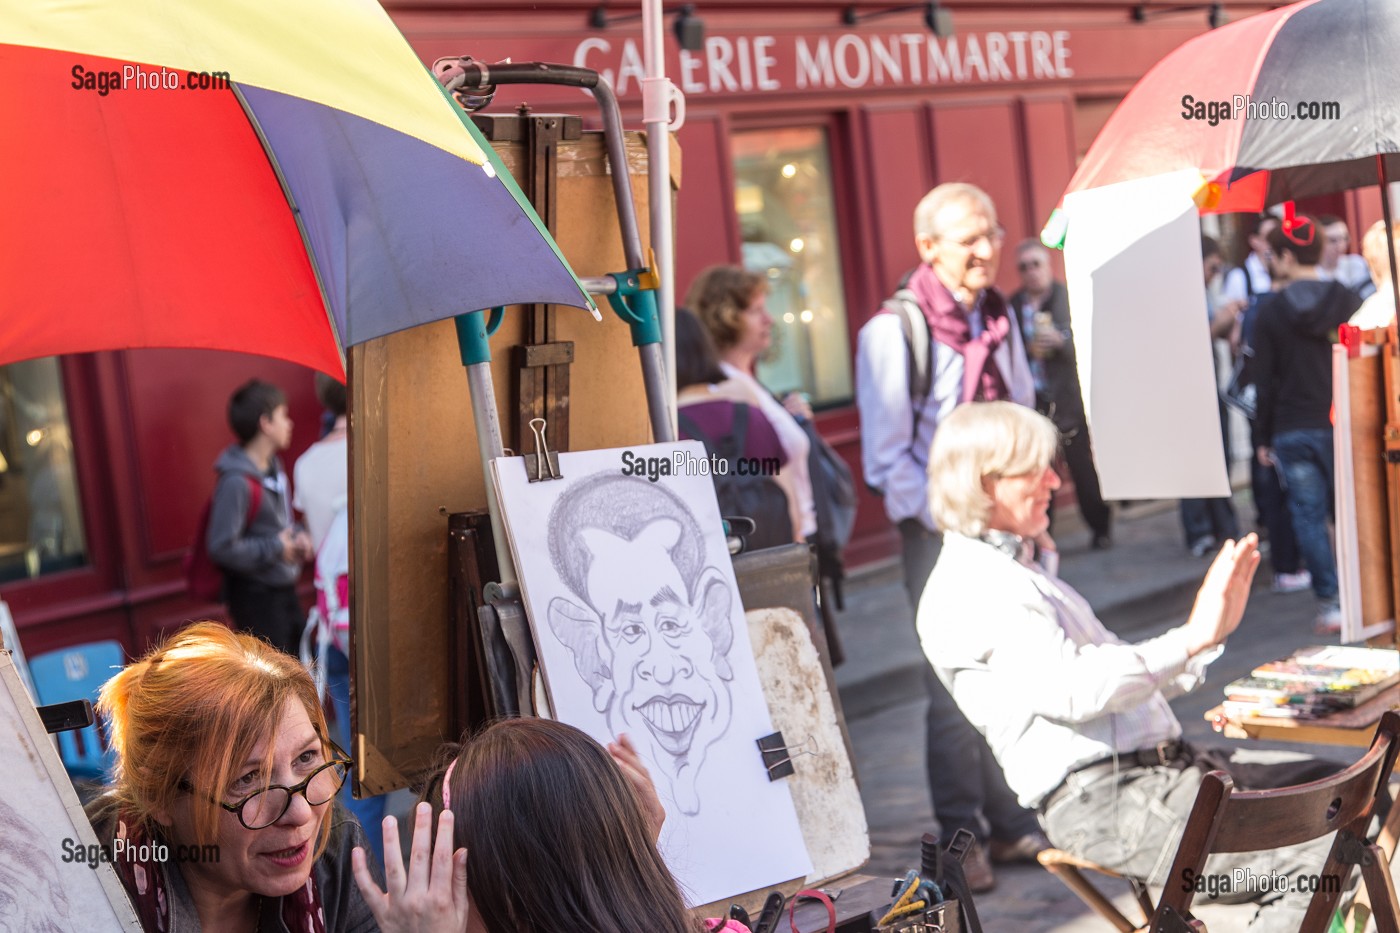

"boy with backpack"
[207,378,310,655]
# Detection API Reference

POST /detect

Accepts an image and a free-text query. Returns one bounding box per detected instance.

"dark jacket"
[1251,279,1362,448]
[86,798,379,933]
[1008,281,1083,429]
[207,444,299,588]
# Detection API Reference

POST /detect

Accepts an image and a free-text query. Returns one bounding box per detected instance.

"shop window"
[731,127,854,408]
[0,359,87,582]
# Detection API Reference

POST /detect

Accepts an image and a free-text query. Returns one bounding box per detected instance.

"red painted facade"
[388,1,1245,566]
[3,2,1272,658]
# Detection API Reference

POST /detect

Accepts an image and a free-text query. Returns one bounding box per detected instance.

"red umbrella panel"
[0,0,594,377]
[1060,0,1400,217]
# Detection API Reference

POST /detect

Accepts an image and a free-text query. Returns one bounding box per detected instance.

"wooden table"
[1206,679,1400,918]
[1205,682,1400,748]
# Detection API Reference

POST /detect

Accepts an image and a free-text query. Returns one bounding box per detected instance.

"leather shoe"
[960,838,996,892]
[989,830,1052,864]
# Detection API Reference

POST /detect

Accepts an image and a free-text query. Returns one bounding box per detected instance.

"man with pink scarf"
[856,182,1039,891]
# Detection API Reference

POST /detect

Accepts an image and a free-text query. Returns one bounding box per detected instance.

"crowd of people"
[72,174,1398,932]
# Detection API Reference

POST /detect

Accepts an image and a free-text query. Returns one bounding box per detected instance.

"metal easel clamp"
[453,307,507,367]
[603,260,662,348]
[523,417,562,483]
[756,731,819,780]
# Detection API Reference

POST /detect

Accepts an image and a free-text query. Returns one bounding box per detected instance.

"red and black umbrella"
[1059,0,1400,216]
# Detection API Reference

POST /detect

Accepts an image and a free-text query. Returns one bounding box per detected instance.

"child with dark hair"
[209,378,310,654]
[351,718,746,933]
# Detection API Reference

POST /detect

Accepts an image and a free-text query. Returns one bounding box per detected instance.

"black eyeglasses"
[183,741,352,830]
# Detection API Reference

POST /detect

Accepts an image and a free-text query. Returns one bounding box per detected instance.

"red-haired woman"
[89,621,379,932]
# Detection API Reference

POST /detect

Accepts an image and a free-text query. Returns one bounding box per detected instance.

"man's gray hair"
[928,402,1060,537]
[914,182,997,239]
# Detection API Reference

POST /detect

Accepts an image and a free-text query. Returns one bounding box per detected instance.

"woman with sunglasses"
[89,620,380,932]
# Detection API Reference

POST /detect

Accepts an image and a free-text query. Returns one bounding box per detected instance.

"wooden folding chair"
[1037,711,1400,933]
[1037,847,1155,932]
[1152,709,1400,933]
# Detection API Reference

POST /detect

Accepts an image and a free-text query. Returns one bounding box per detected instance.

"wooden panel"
[928,101,1027,294]
[119,349,321,569]
[1020,95,1077,253]
[1347,351,1394,630]
[858,105,930,302]
[351,130,664,791]
[1073,96,1121,161]
[674,113,740,298]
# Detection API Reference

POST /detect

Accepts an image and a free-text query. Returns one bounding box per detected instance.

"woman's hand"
[609,734,667,843]
[352,803,470,933]
[1183,534,1261,657]
[781,392,814,421]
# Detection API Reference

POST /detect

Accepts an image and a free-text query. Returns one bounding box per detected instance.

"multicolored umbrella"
[0,0,595,376]
[1055,0,1400,221]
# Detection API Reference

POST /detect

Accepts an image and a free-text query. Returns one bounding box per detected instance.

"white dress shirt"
[920,532,1219,808]
[1220,253,1271,305]
[855,297,1035,530]
[1316,254,1372,292]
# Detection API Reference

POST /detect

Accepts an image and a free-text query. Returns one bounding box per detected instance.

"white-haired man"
[923,401,1349,933]
[855,182,1040,889]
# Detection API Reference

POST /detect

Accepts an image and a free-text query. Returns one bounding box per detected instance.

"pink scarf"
[907,263,1012,402]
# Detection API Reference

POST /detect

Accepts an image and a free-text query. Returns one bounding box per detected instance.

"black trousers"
[899,520,1042,843]
[1059,421,1112,539]
[226,577,304,657]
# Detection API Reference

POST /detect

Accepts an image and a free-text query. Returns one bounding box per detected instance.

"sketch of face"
[549,518,735,815]
[0,799,69,932]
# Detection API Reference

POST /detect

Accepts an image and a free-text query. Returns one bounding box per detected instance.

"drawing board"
[492,441,813,906]
[0,648,140,930]
[1062,168,1229,499]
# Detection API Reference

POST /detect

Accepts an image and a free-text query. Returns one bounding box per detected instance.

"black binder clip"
[756,731,818,781]
[523,417,562,483]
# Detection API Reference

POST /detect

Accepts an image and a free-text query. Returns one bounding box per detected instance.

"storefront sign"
[572,30,1072,97]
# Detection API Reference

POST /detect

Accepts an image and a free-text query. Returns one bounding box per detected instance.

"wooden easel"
[1337,325,1399,643]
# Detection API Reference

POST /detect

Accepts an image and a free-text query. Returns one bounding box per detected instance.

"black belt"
[1041,740,1193,811]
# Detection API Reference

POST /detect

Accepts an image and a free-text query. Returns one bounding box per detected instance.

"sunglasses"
[1018,260,1044,272]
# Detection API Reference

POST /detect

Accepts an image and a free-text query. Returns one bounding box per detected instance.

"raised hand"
[352,803,470,933]
[609,733,667,843]
[1183,534,1261,657]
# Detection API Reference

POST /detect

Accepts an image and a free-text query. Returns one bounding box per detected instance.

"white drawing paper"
[1063,169,1230,499]
[0,650,140,930]
[493,442,813,905]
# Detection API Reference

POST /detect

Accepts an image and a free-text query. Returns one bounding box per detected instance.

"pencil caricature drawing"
[545,472,735,816]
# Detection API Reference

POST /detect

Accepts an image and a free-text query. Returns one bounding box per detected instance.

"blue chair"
[28,640,125,783]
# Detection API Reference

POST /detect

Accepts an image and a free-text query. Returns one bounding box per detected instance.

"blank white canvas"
[493,442,811,906]
[1063,169,1230,499]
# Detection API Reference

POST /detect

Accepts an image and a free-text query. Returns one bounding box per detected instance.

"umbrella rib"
[230,82,347,374]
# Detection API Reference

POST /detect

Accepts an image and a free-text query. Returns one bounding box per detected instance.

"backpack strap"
[676,410,715,455]
[244,475,263,530]
[729,400,750,454]
[881,288,936,461]
[883,288,933,406]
